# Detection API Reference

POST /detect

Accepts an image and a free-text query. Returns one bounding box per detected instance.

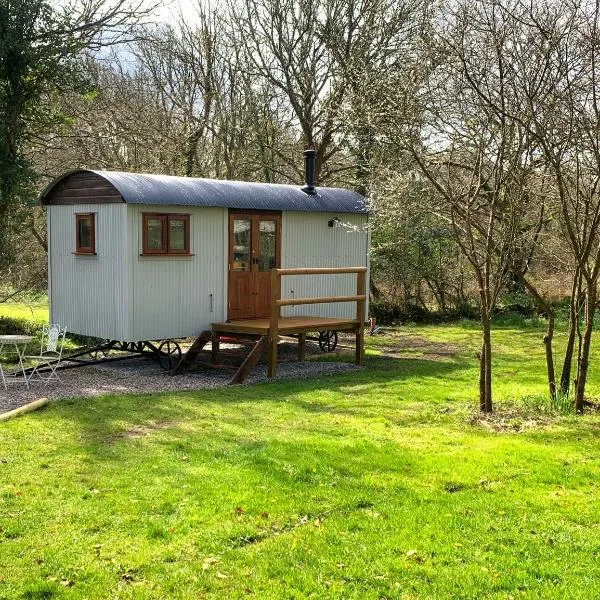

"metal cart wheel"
[318,330,338,352]
[157,340,182,370]
[86,338,110,359]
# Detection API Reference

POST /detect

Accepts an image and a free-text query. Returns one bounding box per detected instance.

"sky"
[148,0,220,23]
[49,0,211,25]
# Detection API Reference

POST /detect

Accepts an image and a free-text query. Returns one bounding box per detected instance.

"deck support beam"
[211,333,220,365]
[230,336,269,384]
[298,333,306,362]
[268,268,281,378]
[171,330,212,374]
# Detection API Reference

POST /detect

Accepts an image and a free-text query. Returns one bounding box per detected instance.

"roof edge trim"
[39,169,122,205]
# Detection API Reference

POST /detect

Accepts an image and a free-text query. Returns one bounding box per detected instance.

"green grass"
[0,302,49,366]
[0,301,48,323]
[2,319,600,598]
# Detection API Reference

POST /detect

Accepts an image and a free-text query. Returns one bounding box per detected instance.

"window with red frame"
[142,213,190,255]
[75,213,96,254]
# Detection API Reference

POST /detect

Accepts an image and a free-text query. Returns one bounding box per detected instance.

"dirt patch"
[119,420,175,440]
[469,411,558,433]
[370,335,459,360]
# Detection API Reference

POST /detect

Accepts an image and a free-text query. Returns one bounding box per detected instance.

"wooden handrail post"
[265,266,366,375]
[268,268,281,377]
[276,294,366,307]
[355,270,366,366]
[356,270,366,322]
[298,333,306,362]
[275,267,366,275]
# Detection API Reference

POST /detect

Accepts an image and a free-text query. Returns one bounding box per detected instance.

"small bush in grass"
[551,391,577,415]
[522,392,576,415]
[0,317,61,365]
[0,316,39,336]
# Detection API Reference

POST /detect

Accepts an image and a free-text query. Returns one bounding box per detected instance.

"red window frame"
[75,213,96,255]
[142,213,190,255]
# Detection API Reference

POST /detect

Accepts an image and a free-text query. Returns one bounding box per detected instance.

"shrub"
[0,316,39,336]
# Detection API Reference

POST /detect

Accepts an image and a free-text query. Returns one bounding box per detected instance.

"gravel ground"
[0,342,359,415]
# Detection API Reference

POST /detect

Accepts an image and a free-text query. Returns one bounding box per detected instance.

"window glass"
[232,219,251,271]
[169,218,186,251]
[146,218,164,251]
[142,213,190,255]
[258,220,276,271]
[79,219,92,249]
[75,213,95,254]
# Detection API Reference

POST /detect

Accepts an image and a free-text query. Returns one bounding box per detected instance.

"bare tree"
[439,0,600,411]
[360,0,552,412]
[0,0,157,296]
[435,0,561,404]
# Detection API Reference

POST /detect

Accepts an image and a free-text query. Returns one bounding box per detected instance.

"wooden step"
[170,330,212,374]
[229,336,269,384]
[173,331,268,379]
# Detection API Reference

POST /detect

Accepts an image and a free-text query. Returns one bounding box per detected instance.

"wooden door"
[228,212,281,320]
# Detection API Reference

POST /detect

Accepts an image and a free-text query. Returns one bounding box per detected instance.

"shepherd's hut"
[41,151,369,379]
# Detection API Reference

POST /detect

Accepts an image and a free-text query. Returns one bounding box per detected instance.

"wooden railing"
[268,266,367,376]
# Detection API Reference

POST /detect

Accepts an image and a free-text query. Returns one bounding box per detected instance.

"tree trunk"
[480,312,493,413]
[561,319,578,396]
[560,270,582,395]
[575,284,597,413]
[517,274,556,400]
[544,313,556,401]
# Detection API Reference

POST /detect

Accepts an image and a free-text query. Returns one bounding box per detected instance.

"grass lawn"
[0,301,48,323]
[1,320,600,599]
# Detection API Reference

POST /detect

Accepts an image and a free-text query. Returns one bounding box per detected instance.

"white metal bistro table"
[0,334,33,389]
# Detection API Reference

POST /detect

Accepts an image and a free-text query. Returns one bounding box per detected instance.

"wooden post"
[268,269,281,377]
[230,336,268,384]
[355,270,366,366]
[298,333,306,362]
[211,332,220,365]
[171,330,212,374]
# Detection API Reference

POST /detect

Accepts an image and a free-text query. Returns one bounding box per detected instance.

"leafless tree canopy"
[6,0,600,410]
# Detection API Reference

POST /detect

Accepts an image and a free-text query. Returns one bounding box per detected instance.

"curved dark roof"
[41,170,368,214]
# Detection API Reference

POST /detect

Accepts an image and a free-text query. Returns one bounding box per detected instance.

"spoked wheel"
[157,340,182,370]
[318,330,338,352]
[87,338,111,359]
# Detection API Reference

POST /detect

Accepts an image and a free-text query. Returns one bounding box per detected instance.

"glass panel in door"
[232,219,251,271]
[257,220,277,271]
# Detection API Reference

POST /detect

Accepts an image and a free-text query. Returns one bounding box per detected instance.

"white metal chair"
[26,324,67,386]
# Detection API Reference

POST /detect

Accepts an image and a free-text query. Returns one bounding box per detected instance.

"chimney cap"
[302,148,317,195]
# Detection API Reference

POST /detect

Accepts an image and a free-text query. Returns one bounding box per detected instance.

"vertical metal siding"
[281,212,369,320]
[130,205,226,341]
[49,204,128,339]
[49,205,367,342]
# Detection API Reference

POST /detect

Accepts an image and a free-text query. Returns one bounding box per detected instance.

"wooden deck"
[174,267,367,383]
[211,316,360,336]
[210,315,364,382]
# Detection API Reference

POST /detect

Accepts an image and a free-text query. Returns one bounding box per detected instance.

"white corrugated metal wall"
[281,212,370,320]
[128,205,227,341]
[49,204,368,342]
[48,204,129,340]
